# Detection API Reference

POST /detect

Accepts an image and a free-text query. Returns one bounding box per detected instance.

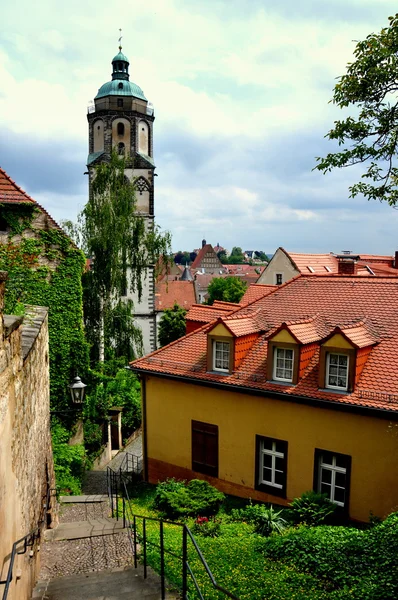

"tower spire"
[118,28,123,51]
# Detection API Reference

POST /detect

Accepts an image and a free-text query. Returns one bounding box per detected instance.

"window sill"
[318,387,350,395]
[207,370,232,377]
[268,379,295,387]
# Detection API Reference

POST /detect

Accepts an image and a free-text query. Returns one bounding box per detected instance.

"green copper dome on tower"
[95,46,147,101]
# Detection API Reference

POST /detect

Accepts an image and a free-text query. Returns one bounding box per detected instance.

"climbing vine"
[0,204,90,411]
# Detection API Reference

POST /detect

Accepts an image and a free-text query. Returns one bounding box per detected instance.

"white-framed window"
[213,340,230,372]
[316,450,350,507]
[273,347,294,382]
[256,435,287,497]
[276,273,283,285]
[259,439,285,489]
[326,353,349,390]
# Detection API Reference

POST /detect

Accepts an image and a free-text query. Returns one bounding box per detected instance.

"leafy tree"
[230,246,245,263]
[315,14,398,206]
[81,150,171,362]
[207,276,247,305]
[158,303,187,347]
[255,251,268,262]
[174,251,184,264]
[217,249,228,263]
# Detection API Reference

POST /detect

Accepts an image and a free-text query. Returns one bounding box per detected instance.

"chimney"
[338,259,356,275]
[395,251,398,269]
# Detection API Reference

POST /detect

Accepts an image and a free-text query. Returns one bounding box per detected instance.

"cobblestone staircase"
[31,495,177,600]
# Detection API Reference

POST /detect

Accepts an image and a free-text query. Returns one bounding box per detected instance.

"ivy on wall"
[0,204,90,410]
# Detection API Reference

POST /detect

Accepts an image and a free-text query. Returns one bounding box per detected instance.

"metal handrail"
[0,487,56,600]
[107,465,239,599]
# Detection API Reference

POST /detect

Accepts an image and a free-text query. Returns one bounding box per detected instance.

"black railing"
[119,452,143,477]
[107,464,239,600]
[0,487,56,600]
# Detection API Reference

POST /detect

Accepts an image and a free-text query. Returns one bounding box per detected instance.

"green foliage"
[81,149,172,362]
[153,478,225,520]
[158,302,187,347]
[84,367,141,449]
[207,276,247,305]
[228,501,287,537]
[191,516,222,538]
[315,13,398,206]
[290,491,336,526]
[0,225,89,411]
[51,421,86,495]
[261,513,398,599]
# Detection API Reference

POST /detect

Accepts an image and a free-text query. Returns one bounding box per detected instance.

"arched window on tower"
[118,142,125,156]
[118,82,123,90]
[117,122,125,136]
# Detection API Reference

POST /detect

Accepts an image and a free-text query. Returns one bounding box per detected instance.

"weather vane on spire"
[118,28,123,50]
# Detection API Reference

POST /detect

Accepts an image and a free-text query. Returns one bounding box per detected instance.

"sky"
[1,0,398,254]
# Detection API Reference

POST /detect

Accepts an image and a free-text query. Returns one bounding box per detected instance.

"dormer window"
[273,348,294,382]
[326,353,349,390]
[118,82,124,90]
[213,341,230,372]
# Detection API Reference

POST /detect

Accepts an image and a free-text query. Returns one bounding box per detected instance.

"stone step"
[60,494,108,503]
[44,519,125,541]
[32,567,178,599]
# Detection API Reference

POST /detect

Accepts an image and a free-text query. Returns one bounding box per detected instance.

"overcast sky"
[1,0,398,254]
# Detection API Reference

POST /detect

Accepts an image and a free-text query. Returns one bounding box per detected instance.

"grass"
[121,482,349,600]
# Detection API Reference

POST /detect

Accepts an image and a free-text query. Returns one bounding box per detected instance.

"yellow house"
[131,274,398,522]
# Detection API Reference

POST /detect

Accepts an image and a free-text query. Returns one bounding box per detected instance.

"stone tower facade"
[87,47,156,355]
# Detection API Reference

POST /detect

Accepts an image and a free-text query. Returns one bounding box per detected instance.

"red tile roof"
[335,322,379,348]
[155,280,196,311]
[186,303,235,324]
[272,315,329,345]
[132,275,398,413]
[0,167,62,231]
[191,244,223,269]
[0,168,36,204]
[241,284,278,305]
[282,248,398,277]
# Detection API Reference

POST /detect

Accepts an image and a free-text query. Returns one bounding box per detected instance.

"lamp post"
[69,376,87,406]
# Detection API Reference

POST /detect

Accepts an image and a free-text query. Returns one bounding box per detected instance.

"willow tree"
[81,150,171,363]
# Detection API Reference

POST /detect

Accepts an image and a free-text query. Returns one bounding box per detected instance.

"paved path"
[81,431,143,495]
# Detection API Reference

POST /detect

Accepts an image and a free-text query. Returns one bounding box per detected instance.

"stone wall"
[0,274,55,600]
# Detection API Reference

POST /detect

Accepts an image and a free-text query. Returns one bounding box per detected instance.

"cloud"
[1,0,398,254]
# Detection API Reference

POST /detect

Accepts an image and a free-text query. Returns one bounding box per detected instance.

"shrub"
[290,490,336,526]
[260,512,398,598]
[191,516,222,538]
[153,478,225,520]
[52,420,87,495]
[228,501,287,536]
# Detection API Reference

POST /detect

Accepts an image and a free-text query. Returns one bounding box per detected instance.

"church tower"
[87,44,156,355]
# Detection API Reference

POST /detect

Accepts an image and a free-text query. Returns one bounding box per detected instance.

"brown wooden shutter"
[192,420,218,477]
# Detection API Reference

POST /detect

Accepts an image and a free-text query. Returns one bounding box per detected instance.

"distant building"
[191,239,224,273]
[155,280,196,347]
[258,247,398,286]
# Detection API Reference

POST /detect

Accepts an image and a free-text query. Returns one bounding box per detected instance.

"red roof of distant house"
[241,284,278,305]
[0,167,62,231]
[280,248,398,277]
[155,280,196,311]
[191,244,222,269]
[132,275,398,414]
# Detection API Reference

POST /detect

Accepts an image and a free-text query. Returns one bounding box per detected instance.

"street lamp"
[69,376,87,405]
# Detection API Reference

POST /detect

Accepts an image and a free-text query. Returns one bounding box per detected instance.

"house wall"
[0,283,55,600]
[257,249,299,285]
[143,375,398,522]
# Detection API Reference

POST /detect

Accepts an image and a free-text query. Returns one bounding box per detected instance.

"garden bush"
[153,478,225,519]
[191,516,222,538]
[261,512,398,599]
[228,501,287,536]
[52,420,86,495]
[290,490,336,525]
